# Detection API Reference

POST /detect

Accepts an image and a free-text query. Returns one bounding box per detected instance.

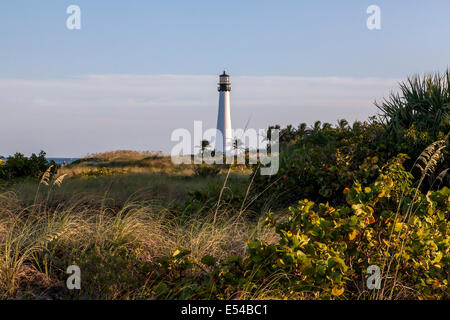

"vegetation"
[252,71,450,208]
[250,155,448,299]
[193,164,221,177]
[0,151,57,182]
[376,70,450,140]
[0,71,448,300]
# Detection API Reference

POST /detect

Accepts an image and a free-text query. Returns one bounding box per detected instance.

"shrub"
[193,164,221,177]
[0,151,57,181]
[246,155,449,299]
[252,119,389,208]
[376,70,450,140]
[0,159,6,180]
[147,155,448,300]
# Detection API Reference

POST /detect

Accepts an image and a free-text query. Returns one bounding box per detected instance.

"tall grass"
[0,178,276,299]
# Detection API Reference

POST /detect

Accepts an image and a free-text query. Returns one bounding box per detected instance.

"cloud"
[0,74,399,157]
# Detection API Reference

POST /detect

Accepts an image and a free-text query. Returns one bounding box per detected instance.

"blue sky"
[2,0,449,78]
[1,1,449,156]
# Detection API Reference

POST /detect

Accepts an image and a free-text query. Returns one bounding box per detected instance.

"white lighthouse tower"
[216,71,232,154]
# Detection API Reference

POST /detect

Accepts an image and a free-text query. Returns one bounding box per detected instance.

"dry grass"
[0,151,267,299]
[0,171,277,299]
[69,151,253,177]
[86,150,164,161]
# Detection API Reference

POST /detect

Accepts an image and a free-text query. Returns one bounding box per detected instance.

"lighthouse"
[216,71,232,154]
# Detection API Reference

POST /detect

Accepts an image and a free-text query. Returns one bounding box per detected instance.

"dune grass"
[0,157,275,299]
[7,171,248,208]
[0,193,276,299]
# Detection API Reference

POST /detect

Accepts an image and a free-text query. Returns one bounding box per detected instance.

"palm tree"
[280,124,295,143]
[232,138,244,153]
[352,121,363,131]
[196,139,210,157]
[297,123,308,135]
[266,125,281,142]
[322,122,332,130]
[310,120,322,134]
[337,119,349,130]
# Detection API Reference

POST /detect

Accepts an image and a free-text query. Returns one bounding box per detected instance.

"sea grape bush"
[148,156,449,300]
[253,121,449,209]
[252,120,387,208]
[247,155,448,299]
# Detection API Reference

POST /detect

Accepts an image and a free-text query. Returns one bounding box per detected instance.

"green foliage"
[254,121,449,209]
[72,245,151,299]
[149,249,248,299]
[147,155,448,300]
[246,156,449,299]
[0,151,57,181]
[252,71,450,209]
[253,119,389,208]
[69,157,101,166]
[171,183,246,218]
[193,164,221,177]
[376,70,450,140]
[78,167,127,177]
[0,158,6,181]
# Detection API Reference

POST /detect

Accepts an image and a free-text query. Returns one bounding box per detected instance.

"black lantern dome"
[218,70,231,92]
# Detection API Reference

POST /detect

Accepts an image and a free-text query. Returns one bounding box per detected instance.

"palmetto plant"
[376,70,450,139]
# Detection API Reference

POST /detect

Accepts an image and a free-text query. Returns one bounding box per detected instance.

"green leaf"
[201,255,217,267]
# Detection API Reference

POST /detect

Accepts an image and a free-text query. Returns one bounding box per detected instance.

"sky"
[1,1,449,157]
